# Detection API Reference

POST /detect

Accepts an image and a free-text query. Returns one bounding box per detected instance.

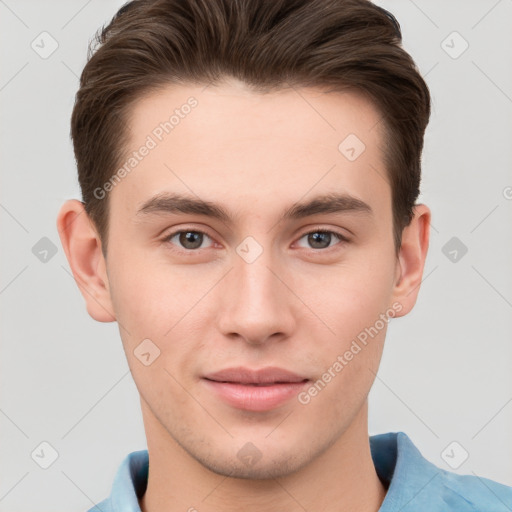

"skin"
[57,79,430,512]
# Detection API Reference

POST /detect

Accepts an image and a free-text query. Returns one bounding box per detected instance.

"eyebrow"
[136,191,373,224]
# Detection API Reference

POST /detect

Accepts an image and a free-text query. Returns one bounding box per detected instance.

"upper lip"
[203,366,309,384]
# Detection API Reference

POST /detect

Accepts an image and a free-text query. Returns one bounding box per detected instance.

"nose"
[216,244,296,346]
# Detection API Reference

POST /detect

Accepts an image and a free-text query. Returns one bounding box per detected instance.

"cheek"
[296,252,396,340]
[294,336,385,443]
[106,247,224,349]
[106,249,179,342]
[107,259,198,394]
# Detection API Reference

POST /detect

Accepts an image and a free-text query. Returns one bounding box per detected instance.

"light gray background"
[1,1,511,511]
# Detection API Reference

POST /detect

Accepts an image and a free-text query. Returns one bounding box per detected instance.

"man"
[56,0,512,510]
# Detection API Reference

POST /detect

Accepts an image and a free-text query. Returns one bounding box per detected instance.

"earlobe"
[390,204,431,317]
[56,199,116,322]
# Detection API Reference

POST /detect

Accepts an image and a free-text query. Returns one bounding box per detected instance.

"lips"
[203,366,309,385]
[202,366,310,411]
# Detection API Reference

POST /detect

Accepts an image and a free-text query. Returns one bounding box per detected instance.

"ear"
[56,199,116,322]
[390,203,431,316]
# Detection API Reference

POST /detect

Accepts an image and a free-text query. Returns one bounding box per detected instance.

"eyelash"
[161,227,350,253]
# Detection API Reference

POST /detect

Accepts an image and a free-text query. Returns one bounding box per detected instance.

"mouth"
[204,380,309,386]
[202,366,310,411]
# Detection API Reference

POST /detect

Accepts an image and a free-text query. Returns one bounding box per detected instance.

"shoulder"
[371,431,512,511]
[437,468,512,511]
[399,431,512,511]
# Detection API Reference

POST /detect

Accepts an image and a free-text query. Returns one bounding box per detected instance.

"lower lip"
[202,379,309,411]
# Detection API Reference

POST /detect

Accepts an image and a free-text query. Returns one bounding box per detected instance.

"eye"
[295,229,349,250]
[163,229,214,251]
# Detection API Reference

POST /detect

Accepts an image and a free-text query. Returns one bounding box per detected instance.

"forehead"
[128,79,383,146]
[112,79,389,218]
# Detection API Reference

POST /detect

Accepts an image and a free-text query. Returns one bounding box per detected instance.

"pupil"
[309,232,330,249]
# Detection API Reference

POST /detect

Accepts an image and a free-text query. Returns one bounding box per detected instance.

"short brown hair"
[71,0,430,256]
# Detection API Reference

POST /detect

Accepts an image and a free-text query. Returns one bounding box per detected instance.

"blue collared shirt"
[88,431,512,511]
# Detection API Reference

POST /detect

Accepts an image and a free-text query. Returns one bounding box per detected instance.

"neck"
[139,401,386,512]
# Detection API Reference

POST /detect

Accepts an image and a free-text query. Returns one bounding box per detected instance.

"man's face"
[103,80,404,478]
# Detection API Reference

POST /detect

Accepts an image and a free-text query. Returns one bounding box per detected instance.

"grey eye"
[296,230,346,250]
[165,230,213,250]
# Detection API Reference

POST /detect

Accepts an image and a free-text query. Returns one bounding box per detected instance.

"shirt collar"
[370,431,441,511]
[109,446,148,512]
